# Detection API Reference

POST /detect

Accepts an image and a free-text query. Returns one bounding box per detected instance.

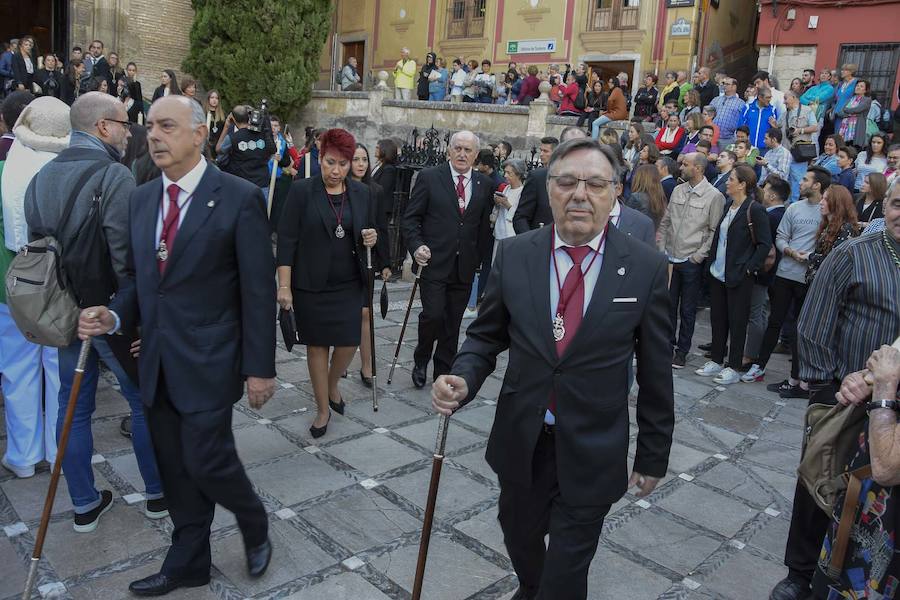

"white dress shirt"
[449,163,473,208]
[155,158,207,246]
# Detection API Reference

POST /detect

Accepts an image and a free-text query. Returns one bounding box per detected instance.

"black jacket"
[221,127,277,188]
[660,176,677,201]
[755,205,785,287]
[451,224,674,506]
[277,176,379,291]
[401,162,494,282]
[11,53,34,91]
[127,80,145,123]
[372,163,397,218]
[856,195,884,224]
[708,199,773,288]
[33,69,61,98]
[696,80,718,110]
[513,167,553,234]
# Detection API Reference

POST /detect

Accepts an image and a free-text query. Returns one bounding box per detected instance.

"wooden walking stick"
[22,339,93,600]
[366,246,378,412]
[387,264,422,384]
[412,414,450,600]
[266,139,281,218]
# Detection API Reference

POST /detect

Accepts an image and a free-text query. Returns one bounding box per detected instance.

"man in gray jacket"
[24,92,167,533]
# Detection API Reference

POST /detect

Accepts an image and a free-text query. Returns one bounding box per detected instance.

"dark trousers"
[415,263,472,377]
[757,276,808,378]
[784,383,837,586]
[498,430,611,600]
[669,260,704,354]
[709,275,755,368]
[147,374,268,579]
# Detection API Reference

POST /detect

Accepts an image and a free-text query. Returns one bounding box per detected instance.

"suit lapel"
[162,163,220,280]
[137,179,162,287]
[562,225,630,360]
[527,227,558,363]
[311,176,334,237]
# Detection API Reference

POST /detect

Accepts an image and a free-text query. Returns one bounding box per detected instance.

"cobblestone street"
[0,281,804,600]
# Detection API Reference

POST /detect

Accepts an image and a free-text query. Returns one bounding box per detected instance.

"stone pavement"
[0,281,805,600]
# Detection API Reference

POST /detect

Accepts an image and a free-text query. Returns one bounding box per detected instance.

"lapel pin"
[207,200,215,207]
[617,267,626,276]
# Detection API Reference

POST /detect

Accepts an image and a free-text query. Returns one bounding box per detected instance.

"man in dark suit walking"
[402,130,494,387]
[78,96,276,597]
[432,139,675,599]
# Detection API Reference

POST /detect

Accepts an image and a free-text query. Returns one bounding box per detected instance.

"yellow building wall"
[319,0,757,88]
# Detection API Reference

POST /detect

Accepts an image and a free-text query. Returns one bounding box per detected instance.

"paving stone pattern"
[0,283,803,599]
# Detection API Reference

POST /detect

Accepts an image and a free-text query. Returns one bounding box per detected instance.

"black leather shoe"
[246,538,272,578]
[412,363,427,388]
[510,586,538,600]
[328,396,346,415]
[128,572,209,596]
[359,370,374,388]
[698,342,713,351]
[769,577,810,600]
[309,412,331,439]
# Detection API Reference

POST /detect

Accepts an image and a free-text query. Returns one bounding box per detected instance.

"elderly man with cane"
[77,95,276,597]
[429,138,675,599]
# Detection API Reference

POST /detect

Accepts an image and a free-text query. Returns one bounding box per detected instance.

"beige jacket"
[657,178,724,263]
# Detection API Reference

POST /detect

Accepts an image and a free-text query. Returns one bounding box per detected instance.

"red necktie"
[550,245,592,416]
[456,174,466,215]
[158,183,181,274]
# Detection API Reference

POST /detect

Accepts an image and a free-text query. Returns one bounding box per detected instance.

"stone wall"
[758,45,818,91]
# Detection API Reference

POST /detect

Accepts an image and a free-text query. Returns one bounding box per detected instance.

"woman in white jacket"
[492,158,526,251]
[0,95,70,478]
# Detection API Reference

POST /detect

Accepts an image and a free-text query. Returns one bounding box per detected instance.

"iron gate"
[838,43,900,107]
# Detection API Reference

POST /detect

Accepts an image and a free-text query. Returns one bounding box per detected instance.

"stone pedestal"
[527,82,556,139]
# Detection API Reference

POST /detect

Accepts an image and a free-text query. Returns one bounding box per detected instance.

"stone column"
[526,81,555,139]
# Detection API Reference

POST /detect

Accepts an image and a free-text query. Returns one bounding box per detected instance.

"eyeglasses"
[548,175,615,195]
[100,118,131,129]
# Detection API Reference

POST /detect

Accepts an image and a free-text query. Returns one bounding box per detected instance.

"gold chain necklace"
[884,230,900,269]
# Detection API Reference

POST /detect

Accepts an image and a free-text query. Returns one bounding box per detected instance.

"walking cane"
[366,246,378,412]
[21,338,93,600]
[387,264,422,385]
[412,414,450,600]
[266,140,281,218]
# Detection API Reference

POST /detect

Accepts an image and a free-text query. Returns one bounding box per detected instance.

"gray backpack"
[5,162,106,347]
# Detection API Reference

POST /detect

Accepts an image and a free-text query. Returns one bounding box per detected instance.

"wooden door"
[342,41,365,75]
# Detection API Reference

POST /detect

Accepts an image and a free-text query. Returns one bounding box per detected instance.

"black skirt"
[293,282,365,347]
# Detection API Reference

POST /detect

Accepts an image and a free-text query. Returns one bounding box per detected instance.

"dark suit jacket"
[711,170,730,196]
[756,204,785,287]
[111,164,276,413]
[371,163,397,218]
[11,53,33,90]
[513,167,553,234]
[402,162,494,282]
[708,199,773,288]
[451,225,674,506]
[660,176,677,201]
[277,176,379,291]
[617,202,657,247]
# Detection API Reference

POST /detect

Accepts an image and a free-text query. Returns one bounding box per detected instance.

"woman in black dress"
[151,69,181,102]
[124,62,145,123]
[276,129,379,438]
[60,59,83,106]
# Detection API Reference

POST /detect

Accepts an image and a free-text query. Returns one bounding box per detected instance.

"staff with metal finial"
[21,338,93,600]
[387,264,423,384]
[411,412,450,600]
[366,246,378,411]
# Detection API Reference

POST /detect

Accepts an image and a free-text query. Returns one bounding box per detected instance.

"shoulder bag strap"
[56,160,110,233]
[827,464,873,579]
[746,200,758,246]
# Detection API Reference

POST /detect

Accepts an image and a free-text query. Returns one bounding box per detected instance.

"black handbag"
[791,142,817,162]
[278,308,299,352]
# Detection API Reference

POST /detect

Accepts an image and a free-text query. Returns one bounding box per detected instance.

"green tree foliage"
[183,0,331,117]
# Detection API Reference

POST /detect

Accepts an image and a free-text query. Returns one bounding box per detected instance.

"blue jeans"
[429,90,446,102]
[669,260,703,355]
[788,160,806,203]
[591,116,612,139]
[58,336,162,513]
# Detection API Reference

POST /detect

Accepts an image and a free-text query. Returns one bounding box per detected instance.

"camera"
[248,98,269,132]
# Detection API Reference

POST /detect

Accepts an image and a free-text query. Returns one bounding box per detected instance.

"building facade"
[321,0,759,91]
[756,0,900,109]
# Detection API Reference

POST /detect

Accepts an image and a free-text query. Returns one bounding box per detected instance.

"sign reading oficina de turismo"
[507,39,557,54]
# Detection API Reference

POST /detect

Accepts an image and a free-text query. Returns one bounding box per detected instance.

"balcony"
[587,1,640,31]
[446,0,486,39]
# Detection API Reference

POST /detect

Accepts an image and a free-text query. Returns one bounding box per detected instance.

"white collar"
[449,163,472,180]
[610,200,622,218]
[162,158,207,196]
[553,227,606,253]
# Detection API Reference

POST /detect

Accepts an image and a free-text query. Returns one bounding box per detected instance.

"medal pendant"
[335,224,345,239]
[157,241,168,262]
[552,314,565,342]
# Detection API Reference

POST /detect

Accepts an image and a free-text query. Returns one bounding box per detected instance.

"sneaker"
[766,379,793,394]
[119,416,132,438]
[741,364,765,383]
[74,490,114,533]
[780,384,809,399]
[698,342,713,352]
[695,361,723,377]
[671,351,687,369]
[713,367,741,385]
[463,308,478,319]
[145,497,169,520]
[1,456,35,478]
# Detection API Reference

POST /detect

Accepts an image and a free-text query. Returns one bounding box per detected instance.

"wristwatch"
[865,399,900,413]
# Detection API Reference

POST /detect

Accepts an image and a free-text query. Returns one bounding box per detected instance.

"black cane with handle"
[22,339,93,600]
[412,413,450,600]
[387,263,422,385]
[366,246,378,411]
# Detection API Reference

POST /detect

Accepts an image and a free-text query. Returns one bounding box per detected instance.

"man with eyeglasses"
[658,152,725,368]
[23,92,169,533]
[432,138,673,600]
[402,130,495,388]
[711,77,746,149]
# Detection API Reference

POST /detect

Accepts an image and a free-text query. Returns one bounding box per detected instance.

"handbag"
[790,142,817,162]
